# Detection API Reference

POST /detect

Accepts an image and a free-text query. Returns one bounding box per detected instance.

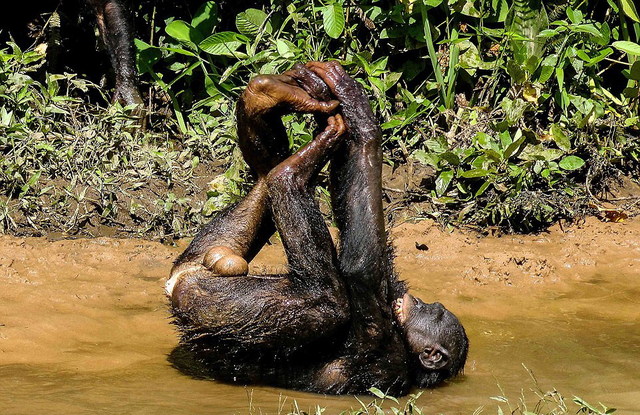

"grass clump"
[2,0,640,237]
[0,42,244,239]
[262,385,616,415]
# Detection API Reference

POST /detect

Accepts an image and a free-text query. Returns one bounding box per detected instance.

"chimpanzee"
[165,61,468,395]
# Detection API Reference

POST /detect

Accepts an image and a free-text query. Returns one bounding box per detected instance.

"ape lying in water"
[165,61,468,395]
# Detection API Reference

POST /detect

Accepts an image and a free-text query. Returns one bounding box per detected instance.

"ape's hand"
[306,61,380,145]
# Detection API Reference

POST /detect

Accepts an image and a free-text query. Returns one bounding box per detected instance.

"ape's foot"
[241,73,339,116]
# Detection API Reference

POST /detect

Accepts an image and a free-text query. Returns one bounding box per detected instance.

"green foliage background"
[1,0,639,237]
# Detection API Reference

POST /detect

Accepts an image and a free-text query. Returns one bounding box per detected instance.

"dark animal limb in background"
[167,62,468,395]
[87,0,142,107]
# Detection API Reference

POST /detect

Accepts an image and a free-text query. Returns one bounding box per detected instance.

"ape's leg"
[307,62,410,394]
[171,69,338,281]
[170,116,349,351]
[87,0,142,107]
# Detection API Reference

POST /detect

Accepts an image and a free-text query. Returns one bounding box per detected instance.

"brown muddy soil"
[0,217,639,414]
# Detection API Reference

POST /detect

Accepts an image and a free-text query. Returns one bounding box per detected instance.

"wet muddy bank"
[1,217,639,414]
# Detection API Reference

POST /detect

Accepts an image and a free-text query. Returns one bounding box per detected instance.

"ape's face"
[393,293,469,387]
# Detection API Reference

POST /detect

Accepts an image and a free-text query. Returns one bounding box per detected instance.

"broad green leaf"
[458,40,498,70]
[412,150,440,167]
[566,7,583,24]
[425,137,448,153]
[236,8,272,37]
[629,61,640,81]
[369,387,386,399]
[369,77,385,94]
[537,29,559,38]
[550,124,571,151]
[435,170,454,196]
[134,39,162,73]
[506,59,526,84]
[192,2,219,36]
[500,130,512,149]
[519,144,564,161]
[381,119,403,129]
[475,132,492,149]
[204,75,221,98]
[559,155,585,170]
[612,41,640,56]
[276,39,297,58]
[475,180,492,197]
[538,65,554,83]
[485,149,503,162]
[472,155,489,169]
[199,32,248,56]
[573,24,601,37]
[587,48,613,66]
[384,72,402,91]
[369,57,388,76]
[506,0,548,68]
[501,97,529,126]
[322,4,346,39]
[503,136,527,159]
[166,20,202,46]
[440,151,461,165]
[459,168,490,178]
[622,87,639,98]
[20,171,41,196]
[495,0,509,22]
[556,66,565,90]
[620,0,640,22]
[454,0,482,17]
[425,0,444,7]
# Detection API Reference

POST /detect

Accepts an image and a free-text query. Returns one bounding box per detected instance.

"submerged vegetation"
[1,0,639,237]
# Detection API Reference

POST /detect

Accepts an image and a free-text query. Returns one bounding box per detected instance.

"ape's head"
[393,293,468,387]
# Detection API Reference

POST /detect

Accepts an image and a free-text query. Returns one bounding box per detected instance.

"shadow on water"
[168,345,216,381]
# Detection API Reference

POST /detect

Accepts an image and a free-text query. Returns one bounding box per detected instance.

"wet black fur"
[169,64,467,395]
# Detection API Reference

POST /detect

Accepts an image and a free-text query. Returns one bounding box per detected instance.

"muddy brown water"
[1,217,639,414]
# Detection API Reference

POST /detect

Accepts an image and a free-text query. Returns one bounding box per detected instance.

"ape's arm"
[173,69,338,267]
[307,62,410,394]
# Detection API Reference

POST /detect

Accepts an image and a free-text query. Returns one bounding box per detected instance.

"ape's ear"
[419,345,449,370]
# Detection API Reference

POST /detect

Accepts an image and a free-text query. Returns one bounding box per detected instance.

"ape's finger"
[318,114,346,138]
[283,63,332,101]
[305,61,347,94]
[278,83,339,114]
